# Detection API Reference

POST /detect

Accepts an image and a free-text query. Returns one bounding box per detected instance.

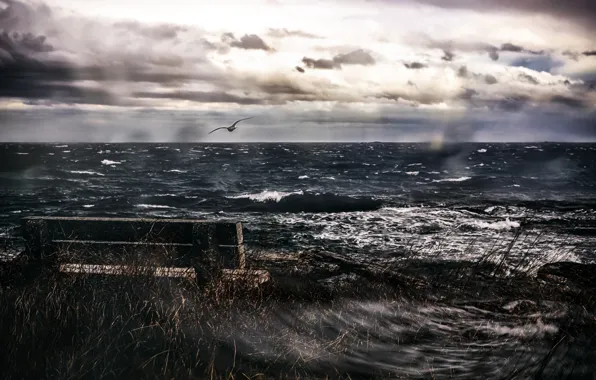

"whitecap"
[477,149,487,153]
[227,190,303,203]
[101,159,121,165]
[472,218,520,230]
[405,171,419,176]
[432,176,472,183]
[135,204,173,209]
[69,170,105,176]
[298,175,309,179]
[83,204,95,208]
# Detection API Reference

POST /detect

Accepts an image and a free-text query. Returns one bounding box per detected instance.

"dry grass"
[1,230,596,379]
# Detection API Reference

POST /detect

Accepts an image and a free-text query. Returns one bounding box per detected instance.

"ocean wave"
[228,190,304,203]
[461,218,520,231]
[101,159,121,165]
[134,204,174,209]
[69,170,105,176]
[228,191,384,213]
[432,176,472,183]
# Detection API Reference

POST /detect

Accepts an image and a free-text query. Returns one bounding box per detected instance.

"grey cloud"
[375,91,446,105]
[302,56,338,69]
[407,0,596,32]
[501,43,523,53]
[267,28,321,39]
[563,50,580,61]
[488,48,499,61]
[420,34,546,62]
[333,49,375,65]
[584,51,596,56]
[0,29,122,105]
[484,74,498,84]
[0,0,51,32]
[223,33,273,51]
[404,62,427,69]
[112,20,187,40]
[256,80,313,96]
[441,50,455,61]
[0,0,233,106]
[301,49,375,70]
[0,30,53,56]
[133,90,264,105]
[459,88,478,100]
[295,66,305,73]
[457,65,468,78]
[519,73,539,85]
[491,95,530,112]
[550,95,588,109]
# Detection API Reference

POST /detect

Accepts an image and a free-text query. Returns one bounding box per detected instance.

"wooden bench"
[20,216,246,281]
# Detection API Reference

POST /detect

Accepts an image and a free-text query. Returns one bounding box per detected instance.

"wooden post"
[21,218,52,261]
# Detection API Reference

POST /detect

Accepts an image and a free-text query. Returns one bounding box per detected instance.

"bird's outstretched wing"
[230,116,254,128]
[208,127,227,134]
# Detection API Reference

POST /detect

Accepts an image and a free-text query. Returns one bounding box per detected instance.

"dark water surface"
[1,142,595,264]
[2,142,596,378]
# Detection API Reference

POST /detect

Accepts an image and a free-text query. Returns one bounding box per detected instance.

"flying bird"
[209,117,254,134]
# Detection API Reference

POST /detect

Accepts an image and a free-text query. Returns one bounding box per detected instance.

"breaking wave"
[227,190,384,213]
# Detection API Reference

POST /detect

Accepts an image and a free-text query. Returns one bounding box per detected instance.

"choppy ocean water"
[1,142,595,266]
[2,142,596,378]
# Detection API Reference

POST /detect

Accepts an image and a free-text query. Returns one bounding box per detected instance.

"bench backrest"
[21,216,245,269]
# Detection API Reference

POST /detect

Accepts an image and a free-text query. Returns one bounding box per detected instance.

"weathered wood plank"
[20,216,246,270]
[22,217,240,244]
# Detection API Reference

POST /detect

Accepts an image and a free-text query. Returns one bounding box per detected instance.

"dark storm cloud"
[470,93,592,112]
[500,43,523,53]
[267,28,321,39]
[488,48,499,61]
[222,33,273,51]
[490,95,530,112]
[133,90,264,105]
[404,62,427,69]
[0,81,121,105]
[441,50,455,61]
[0,0,51,31]
[584,51,596,56]
[256,80,314,96]
[484,74,498,85]
[302,56,337,69]
[0,28,123,105]
[301,49,375,70]
[295,66,305,73]
[519,73,539,85]
[459,88,478,100]
[0,30,53,57]
[457,65,468,78]
[550,95,588,109]
[563,50,581,61]
[407,0,596,32]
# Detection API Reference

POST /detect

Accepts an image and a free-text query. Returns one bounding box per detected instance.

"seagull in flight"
[209,117,254,134]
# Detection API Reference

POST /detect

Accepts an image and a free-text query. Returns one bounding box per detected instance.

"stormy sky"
[0,0,595,142]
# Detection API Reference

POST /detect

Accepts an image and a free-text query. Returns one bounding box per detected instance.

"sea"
[1,142,596,378]
[1,142,595,266]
